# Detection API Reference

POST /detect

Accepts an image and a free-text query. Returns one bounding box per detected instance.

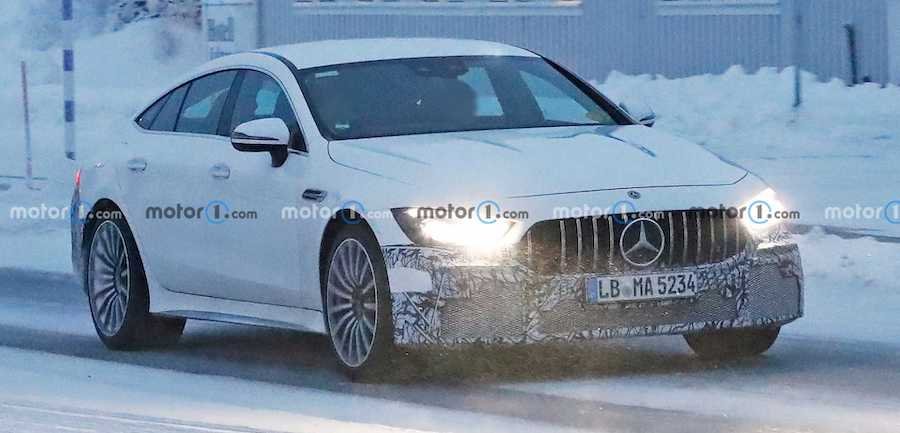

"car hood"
[327,125,748,198]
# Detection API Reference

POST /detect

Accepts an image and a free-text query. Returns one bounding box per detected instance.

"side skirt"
[149,286,326,334]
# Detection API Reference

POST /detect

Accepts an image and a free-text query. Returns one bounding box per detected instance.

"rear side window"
[150,84,189,132]
[136,93,169,129]
[229,70,304,150]
[176,71,238,135]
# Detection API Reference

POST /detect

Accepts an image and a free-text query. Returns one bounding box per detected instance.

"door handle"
[209,163,231,180]
[302,189,328,202]
[126,158,147,173]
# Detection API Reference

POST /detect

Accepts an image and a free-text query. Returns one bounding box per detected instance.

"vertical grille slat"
[695,212,702,266]
[709,211,716,264]
[667,214,675,266]
[527,230,533,267]
[521,210,747,275]
[575,218,583,271]
[681,211,689,266]
[607,216,615,270]
[721,211,729,261]
[559,220,566,273]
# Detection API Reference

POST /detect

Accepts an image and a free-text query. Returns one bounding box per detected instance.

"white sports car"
[71,38,803,378]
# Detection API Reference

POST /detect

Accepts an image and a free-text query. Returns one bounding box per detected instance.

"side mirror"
[619,101,657,128]
[231,118,290,167]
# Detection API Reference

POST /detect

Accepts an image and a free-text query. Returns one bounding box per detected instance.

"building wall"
[794,0,889,84]
[889,0,900,84]
[252,0,889,83]
[643,4,783,79]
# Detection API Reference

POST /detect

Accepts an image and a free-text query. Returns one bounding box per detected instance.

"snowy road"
[2,268,899,433]
[2,5,898,431]
[0,401,280,433]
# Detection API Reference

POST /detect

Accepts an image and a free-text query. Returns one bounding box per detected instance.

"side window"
[136,93,169,129]
[176,71,238,135]
[149,84,189,132]
[150,84,190,131]
[230,70,304,150]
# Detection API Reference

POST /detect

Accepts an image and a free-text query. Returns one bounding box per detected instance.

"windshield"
[298,56,622,140]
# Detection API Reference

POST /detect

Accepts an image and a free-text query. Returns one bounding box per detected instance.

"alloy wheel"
[326,238,379,368]
[88,221,130,337]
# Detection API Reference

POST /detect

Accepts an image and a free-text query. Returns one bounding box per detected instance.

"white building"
[204,0,900,84]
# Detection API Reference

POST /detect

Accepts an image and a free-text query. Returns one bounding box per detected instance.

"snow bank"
[0,3,26,59]
[791,228,900,344]
[0,16,204,179]
[595,66,900,158]
[595,67,900,236]
[0,14,204,273]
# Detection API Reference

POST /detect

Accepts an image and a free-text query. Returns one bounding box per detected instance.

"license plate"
[586,272,701,304]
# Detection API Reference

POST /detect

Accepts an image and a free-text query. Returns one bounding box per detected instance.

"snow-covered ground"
[790,229,900,344]
[0,345,589,433]
[596,68,900,238]
[4,269,899,433]
[499,334,900,433]
[1,9,900,433]
[1,14,898,343]
[0,5,205,272]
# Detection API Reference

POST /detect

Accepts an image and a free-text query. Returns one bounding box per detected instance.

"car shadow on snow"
[392,339,780,385]
[170,321,775,386]
[0,266,752,387]
[5,265,895,398]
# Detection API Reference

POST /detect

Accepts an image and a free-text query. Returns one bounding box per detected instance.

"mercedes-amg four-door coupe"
[72,38,804,378]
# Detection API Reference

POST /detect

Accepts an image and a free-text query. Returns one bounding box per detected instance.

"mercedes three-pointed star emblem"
[619,218,666,267]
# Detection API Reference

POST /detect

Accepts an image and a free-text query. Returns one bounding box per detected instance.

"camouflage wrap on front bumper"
[384,239,803,346]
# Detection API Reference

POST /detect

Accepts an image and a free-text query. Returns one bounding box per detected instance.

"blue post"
[62,0,76,160]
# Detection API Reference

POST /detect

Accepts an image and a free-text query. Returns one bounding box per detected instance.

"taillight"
[74,168,81,189]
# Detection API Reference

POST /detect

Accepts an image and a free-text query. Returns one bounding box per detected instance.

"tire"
[84,213,185,350]
[684,327,780,360]
[321,224,395,381]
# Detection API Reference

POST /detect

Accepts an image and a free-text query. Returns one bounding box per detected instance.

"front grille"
[519,210,749,275]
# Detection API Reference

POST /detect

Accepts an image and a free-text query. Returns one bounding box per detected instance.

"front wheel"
[684,327,780,360]
[322,225,395,381]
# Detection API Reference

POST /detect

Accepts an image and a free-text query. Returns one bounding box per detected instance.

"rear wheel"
[684,327,780,360]
[86,215,185,350]
[322,224,394,380]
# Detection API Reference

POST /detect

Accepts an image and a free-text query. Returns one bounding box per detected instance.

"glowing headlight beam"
[420,217,518,250]
[393,207,521,251]
[741,188,784,236]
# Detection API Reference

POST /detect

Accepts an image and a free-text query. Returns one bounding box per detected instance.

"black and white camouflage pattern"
[384,234,803,346]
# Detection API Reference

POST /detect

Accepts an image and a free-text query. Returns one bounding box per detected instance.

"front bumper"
[384,241,803,346]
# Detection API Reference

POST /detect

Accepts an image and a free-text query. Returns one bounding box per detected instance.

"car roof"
[257,38,539,70]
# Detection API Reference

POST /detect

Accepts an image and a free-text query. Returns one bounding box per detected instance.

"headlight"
[392,208,520,251]
[741,188,784,237]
